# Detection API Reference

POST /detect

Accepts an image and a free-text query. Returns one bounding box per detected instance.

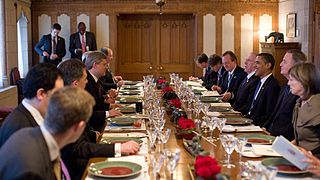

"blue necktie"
[248,81,262,114]
[227,73,233,88]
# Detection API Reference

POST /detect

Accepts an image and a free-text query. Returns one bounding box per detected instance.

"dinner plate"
[117,107,136,114]
[238,134,275,145]
[100,137,143,144]
[124,81,141,85]
[88,161,142,178]
[119,98,139,104]
[262,157,308,174]
[200,96,221,103]
[209,106,232,112]
[225,118,253,125]
[192,89,205,95]
[120,91,140,95]
[109,117,134,126]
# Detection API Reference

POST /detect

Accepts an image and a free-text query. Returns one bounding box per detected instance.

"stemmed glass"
[220,134,237,168]
[216,118,226,134]
[235,137,248,165]
[165,149,181,180]
[160,128,171,148]
[201,103,210,131]
[150,153,165,178]
[207,117,218,142]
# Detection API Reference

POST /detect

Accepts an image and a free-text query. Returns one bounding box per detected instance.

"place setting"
[104,116,146,132]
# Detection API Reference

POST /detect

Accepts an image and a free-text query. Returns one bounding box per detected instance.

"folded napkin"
[206,111,222,117]
[252,144,281,157]
[186,81,203,87]
[210,102,231,107]
[201,91,220,97]
[222,125,263,132]
[104,120,146,132]
[102,132,147,138]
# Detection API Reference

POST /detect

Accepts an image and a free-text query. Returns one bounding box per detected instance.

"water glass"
[220,134,237,168]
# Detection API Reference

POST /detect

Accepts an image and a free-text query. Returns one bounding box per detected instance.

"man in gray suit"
[0,63,64,147]
[0,87,95,179]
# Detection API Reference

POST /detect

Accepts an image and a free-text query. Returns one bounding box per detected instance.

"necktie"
[52,38,56,54]
[81,35,86,53]
[227,73,233,88]
[60,159,71,180]
[96,80,104,98]
[248,80,262,115]
[240,77,248,88]
[53,158,61,180]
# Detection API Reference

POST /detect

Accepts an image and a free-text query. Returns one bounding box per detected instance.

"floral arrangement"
[156,78,169,89]
[161,86,174,94]
[194,155,221,179]
[168,98,182,109]
[176,117,196,140]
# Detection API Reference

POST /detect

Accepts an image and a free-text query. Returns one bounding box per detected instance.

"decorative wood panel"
[203,14,216,56]
[222,14,234,53]
[57,14,71,59]
[96,14,110,49]
[241,14,254,67]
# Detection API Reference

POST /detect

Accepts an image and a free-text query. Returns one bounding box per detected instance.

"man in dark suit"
[265,50,307,140]
[69,22,97,60]
[34,23,66,66]
[246,53,280,126]
[100,47,125,91]
[212,51,247,104]
[58,59,140,179]
[84,51,122,131]
[0,87,95,180]
[0,63,64,147]
[189,53,212,87]
[206,54,225,90]
[233,52,260,115]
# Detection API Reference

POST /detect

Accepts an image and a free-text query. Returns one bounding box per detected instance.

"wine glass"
[160,128,171,147]
[165,149,181,180]
[207,117,218,142]
[216,118,226,134]
[220,134,237,168]
[235,137,248,165]
[150,153,165,178]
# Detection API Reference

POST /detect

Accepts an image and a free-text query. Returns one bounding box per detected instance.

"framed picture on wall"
[286,13,296,37]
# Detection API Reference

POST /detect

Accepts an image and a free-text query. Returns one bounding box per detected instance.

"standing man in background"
[34,23,66,66]
[69,22,97,60]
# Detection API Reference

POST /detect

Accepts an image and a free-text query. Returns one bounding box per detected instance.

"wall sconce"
[156,0,166,15]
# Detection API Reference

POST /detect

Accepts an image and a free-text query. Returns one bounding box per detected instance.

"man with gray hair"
[265,49,307,140]
[84,51,122,131]
[0,87,95,179]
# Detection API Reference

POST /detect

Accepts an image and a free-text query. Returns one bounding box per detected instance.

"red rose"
[168,98,181,108]
[161,87,173,94]
[178,117,195,130]
[195,156,221,179]
[157,79,167,84]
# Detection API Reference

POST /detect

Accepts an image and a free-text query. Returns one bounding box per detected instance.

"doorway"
[117,14,196,80]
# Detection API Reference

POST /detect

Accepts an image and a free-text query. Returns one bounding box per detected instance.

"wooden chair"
[10,67,24,103]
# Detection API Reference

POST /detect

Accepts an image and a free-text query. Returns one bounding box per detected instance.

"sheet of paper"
[201,91,220,96]
[271,136,309,170]
[252,144,281,157]
[210,102,231,107]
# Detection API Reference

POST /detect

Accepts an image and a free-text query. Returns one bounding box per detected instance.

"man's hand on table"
[108,109,122,117]
[121,141,140,155]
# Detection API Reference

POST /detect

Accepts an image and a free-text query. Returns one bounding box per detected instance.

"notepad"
[271,135,309,170]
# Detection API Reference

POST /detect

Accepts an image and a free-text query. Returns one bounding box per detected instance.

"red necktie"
[81,35,86,53]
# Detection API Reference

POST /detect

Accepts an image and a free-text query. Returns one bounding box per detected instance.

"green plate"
[120,90,140,95]
[88,161,142,178]
[192,89,206,95]
[209,106,232,112]
[119,98,139,104]
[100,137,143,144]
[122,86,139,90]
[225,118,253,125]
[238,134,275,145]
[124,81,141,85]
[200,96,221,103]
[117,107,136,114]
[262,157,308,174]
[109,117,134,126]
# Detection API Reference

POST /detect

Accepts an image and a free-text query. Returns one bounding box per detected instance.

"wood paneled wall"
[31,0,278,76]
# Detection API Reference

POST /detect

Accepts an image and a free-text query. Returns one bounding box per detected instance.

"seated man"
[212,51,247,103]
[0,63,64,147]
[233,52,259,114]
[265,50,306,140]
[205,54,225,90]
[100,47,124,91]
[58,59,140,179]
[0,87,95,179]
[246,53,280,126]
[84,51,122,131]
[189,53,212,87]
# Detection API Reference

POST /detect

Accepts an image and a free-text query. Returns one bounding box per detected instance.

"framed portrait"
[286,13,296,37]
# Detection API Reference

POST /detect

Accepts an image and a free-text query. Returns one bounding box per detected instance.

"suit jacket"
[219,66,247,104]
[85,71,110,131]
[34,34,66,66]
[69,31,97,60]
[204,70,218,90]
[217,66,226,86]
[233,74,260,115]
[0,103,38,147]
[0,127,55,179]
[61,125,115,180]
[265,85,298,140]
[246,75,280,126]
[100,70,117,92]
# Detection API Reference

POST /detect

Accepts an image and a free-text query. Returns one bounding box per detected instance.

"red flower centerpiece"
[161,86,173,94]
[168,98,181,109]
[177,117,196,140]
[156,78,169,89]
[195,155,221,180]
